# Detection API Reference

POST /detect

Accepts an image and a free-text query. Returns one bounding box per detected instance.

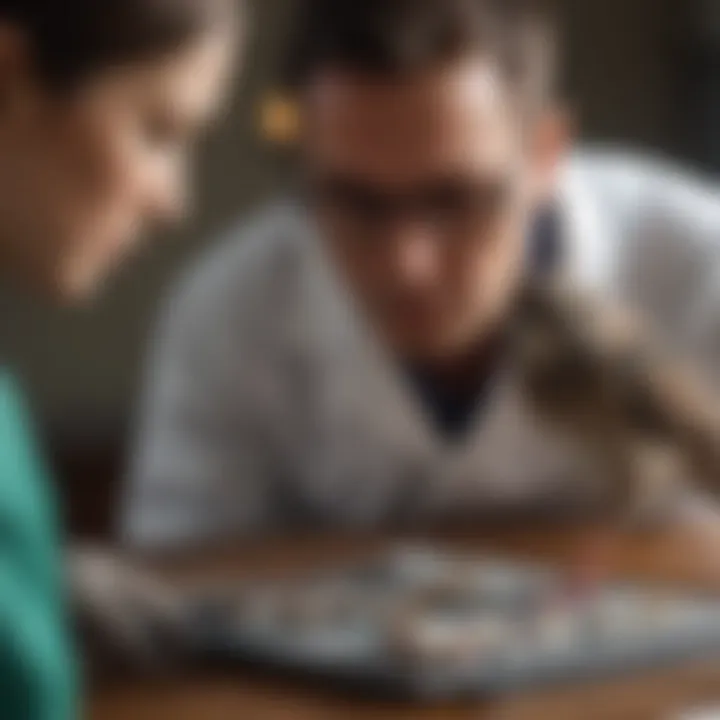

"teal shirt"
[0,373,77,719]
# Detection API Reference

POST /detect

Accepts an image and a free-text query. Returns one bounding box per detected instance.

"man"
[123,0,720,550]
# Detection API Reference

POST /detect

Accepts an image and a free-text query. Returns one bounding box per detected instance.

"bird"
[508,277,720,525]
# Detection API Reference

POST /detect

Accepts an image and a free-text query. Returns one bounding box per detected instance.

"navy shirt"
[406,207,562,440]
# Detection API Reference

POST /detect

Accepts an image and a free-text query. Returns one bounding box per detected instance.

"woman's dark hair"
[0,0,233,88]
[283,0,557,107]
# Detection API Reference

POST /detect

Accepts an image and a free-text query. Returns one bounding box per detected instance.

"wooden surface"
[89,520,720,720]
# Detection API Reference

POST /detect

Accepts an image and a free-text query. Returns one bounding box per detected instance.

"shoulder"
[0,372,60,572]
[172,199,313,312]
[565,146,719,229]
[158,199,315,342]
[0,372,39,464]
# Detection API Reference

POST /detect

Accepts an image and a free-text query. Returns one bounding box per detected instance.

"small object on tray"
[183,545,720,699]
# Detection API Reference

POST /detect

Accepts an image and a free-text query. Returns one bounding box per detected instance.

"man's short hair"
[282,0,558,108]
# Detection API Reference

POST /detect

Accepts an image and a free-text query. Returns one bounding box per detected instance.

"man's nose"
[387,223,442,288]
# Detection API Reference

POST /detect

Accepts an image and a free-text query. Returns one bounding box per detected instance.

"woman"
[0,0,240,717]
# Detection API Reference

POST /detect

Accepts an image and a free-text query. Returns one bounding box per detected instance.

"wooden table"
[89,521,720,720]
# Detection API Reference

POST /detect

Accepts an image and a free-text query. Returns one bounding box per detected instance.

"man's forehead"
[303,59,520,178]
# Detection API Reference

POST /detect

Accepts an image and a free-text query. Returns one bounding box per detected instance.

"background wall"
[0,0,715,483]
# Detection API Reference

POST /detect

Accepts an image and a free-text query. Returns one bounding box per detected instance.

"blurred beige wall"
[0,0,702,434]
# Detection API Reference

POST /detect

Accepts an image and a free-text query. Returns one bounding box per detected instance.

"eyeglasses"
[306,175,519,243]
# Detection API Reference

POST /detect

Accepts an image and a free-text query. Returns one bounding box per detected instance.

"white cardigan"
[123,150,720,549]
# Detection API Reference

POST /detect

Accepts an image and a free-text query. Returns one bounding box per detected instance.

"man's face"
[303,59,564,362]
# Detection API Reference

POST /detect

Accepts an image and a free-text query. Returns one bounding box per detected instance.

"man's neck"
[409,328,507,396]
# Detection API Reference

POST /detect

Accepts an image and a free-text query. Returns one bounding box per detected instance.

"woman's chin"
[52,262,108,305]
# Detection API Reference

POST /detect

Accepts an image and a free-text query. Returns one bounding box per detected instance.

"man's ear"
[529,104,575,200]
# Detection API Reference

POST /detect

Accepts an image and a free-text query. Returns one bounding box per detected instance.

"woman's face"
[0,28,237,299]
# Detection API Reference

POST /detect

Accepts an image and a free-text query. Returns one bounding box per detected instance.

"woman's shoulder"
[0,370,58,541]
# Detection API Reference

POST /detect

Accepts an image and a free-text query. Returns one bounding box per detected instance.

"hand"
[69,546,188,679]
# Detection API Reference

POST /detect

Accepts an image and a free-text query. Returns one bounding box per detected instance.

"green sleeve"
[0,374,78,720]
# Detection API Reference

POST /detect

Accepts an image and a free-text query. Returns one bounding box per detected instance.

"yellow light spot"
[260,93,300,145]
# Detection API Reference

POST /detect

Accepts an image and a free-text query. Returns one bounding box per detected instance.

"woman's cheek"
[59,162,143,297]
